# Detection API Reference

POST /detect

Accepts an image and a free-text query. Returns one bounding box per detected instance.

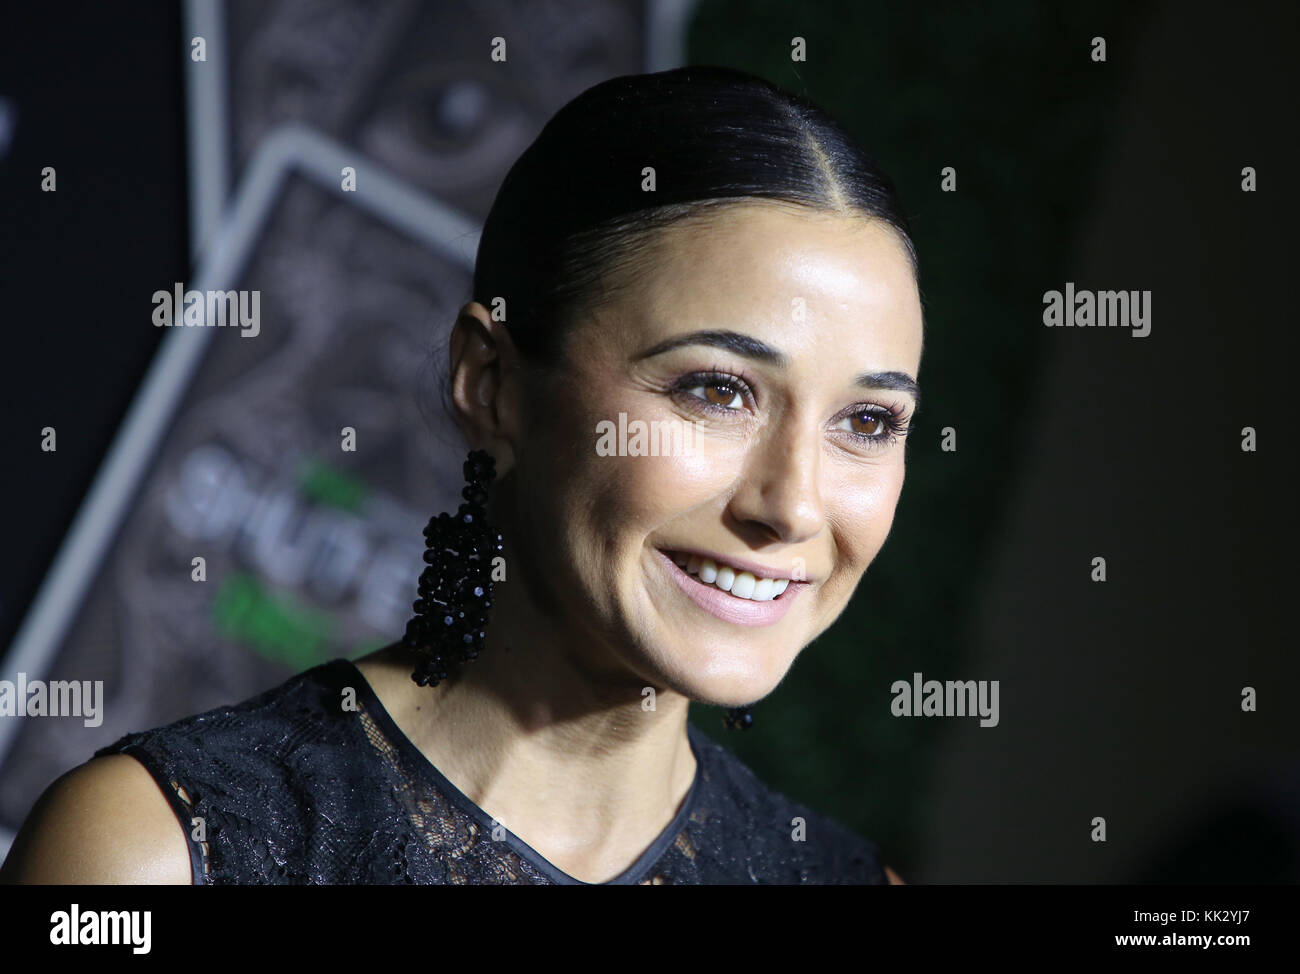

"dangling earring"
[404,449,504,687]
[724,706,753,730]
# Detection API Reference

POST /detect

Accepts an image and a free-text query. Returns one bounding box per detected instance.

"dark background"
[1,0,1296,883]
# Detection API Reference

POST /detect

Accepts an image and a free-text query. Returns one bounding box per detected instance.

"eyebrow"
[633,329,921,410]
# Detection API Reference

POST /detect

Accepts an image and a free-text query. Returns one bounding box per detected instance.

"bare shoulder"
[353,642,427,721]
[0,753,192,885]
[885,864,905,885]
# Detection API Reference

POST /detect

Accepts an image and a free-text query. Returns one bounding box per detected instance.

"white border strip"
[645,0,699,71]
[183,0,230,259]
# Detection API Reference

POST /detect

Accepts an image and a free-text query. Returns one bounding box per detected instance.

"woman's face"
[501,201,924,707]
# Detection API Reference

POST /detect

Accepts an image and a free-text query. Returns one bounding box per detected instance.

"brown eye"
[702,382,739,406]
[848,411,883,435]
[676,374,749,411]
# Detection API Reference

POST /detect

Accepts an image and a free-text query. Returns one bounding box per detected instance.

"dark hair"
[470,65,919,370]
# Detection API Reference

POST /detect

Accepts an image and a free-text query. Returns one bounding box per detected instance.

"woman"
[2,65,921,885]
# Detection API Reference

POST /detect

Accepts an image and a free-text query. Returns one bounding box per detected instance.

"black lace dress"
[94,659,888,884]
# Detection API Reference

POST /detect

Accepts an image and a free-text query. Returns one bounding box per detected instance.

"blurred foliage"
[685,0,1155,871]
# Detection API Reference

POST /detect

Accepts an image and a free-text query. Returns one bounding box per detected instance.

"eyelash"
[669,369,912,448]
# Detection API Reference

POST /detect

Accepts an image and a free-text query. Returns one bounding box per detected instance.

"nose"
[726,415,825,546]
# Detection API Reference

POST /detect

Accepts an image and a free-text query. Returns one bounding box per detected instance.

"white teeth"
[730,572,756,599]
[669,551,795,601]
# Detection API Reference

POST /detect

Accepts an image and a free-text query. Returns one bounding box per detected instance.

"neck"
[354,598,698,882]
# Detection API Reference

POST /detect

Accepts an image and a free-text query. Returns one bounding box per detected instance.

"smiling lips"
[669,551,791,601]
[656,549,803,627]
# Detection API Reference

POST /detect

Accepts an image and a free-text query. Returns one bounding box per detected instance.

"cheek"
[574,448,739,535]
[827,459,906,568]
[554,388,749,531]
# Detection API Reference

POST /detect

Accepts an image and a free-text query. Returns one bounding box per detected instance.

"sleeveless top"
[94,659,888,885]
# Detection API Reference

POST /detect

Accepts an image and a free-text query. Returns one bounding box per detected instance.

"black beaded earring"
[404,449,504,688]
[723,706,753,730]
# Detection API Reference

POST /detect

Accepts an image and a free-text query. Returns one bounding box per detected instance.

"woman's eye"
[689,382,743,408]
[839,410,888,437]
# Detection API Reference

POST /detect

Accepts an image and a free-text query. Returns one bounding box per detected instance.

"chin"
[627,618,805,708]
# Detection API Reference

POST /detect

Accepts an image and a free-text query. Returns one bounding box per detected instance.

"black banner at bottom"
[0,883,1287,960]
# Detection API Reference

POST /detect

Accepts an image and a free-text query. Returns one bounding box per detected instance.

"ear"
[448,301,526,473]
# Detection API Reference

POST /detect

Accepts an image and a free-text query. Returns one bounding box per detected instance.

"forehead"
[604,201,923,371]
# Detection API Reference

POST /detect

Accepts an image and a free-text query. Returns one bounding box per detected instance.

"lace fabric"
[94,659,888,885]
